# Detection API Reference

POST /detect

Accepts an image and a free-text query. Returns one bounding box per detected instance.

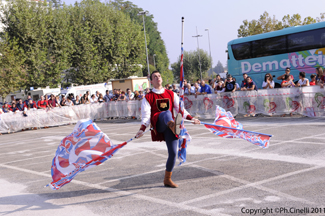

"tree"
[213,61,224,75]
[0,37,26,100]
[110,0,170,77]
[237,11,323,38]
[171,49,211,82]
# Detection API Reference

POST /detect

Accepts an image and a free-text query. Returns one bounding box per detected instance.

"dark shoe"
[163,171,178,188]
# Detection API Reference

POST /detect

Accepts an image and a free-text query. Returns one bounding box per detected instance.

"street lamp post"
[153,54,156,69]
[205,28,212,76]
[138,11,150,80]
[192,26,203,80]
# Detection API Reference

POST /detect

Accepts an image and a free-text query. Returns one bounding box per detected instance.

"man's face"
[285,69,290,75]
[247,78,251,83]
[19,99,22,104]
[41,96,44,100]
[150,72,162,88]
[201,81,205,87]
[216,75,220,81]
[243,74,248,80]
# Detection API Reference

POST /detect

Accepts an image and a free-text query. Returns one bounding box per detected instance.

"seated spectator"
[172,84,179,95]
[310,74,316,86]
[138,91,144,100]
[10,103,19,112]
[60,96,66,106]
[2,102,10,113]
[49,95,60,108]
[214,74,224,87]
[191,82,201,95]
[17,99,25,111]
[37,95,48,109]
[75,95,81,105]
[232,77,240,91]
[240,73,248,91]
[318,68,325,88]
[214,80,225,93]
[98,93,104,103]
[224,74,236,93]
[134,90,139,100]
[126,88,134,101]
[24,98,37,110]
[281,74,296,88]
[243,76,257,91]
[184,83,191,95]
[315,67,323,84]
[118,91,126,101]
[55,95,61,105]
[104,90,110,102]
[296,71,309,87]
[65,96,74,106]
[198,80,212,95]
[208,79,215,91]
[277,67,294,81]
[262,73,275,89]
[90,94,98,103]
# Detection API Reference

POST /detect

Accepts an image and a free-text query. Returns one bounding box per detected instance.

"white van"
[60,83,111,98]
[27,88,61,101]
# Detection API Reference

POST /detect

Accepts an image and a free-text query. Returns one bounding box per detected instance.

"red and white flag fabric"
[203,106,271,148]
[47,119,126,190]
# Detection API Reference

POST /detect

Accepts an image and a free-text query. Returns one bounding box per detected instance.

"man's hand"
[192,118,201,125]
[136,130,144,138]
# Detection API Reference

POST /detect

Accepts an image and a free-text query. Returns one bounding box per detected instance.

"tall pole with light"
[138,11,150,80]
[205,28,212,76]
[192,26,203,80]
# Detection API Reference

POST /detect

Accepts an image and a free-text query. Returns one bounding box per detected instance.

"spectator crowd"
[1,67,324,128]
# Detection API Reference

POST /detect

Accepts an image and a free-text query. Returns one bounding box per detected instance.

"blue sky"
[63,0,325,68]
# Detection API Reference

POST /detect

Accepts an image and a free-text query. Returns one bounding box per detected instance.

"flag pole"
[183,119,273,137]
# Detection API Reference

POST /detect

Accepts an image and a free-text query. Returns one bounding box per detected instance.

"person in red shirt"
[281,74,296,88]
[37,95,48,109]
[135,71,200,188]
[310,74,316,86]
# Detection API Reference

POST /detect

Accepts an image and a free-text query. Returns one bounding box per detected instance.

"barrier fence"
[1,86,325,133]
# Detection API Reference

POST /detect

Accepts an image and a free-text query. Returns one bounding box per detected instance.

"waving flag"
[47,119,127,190]
[203,106,271,148]
[177,17,191,165]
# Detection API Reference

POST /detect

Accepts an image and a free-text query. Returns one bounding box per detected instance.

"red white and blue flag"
[47,119,127,190]
[204,106,271,148]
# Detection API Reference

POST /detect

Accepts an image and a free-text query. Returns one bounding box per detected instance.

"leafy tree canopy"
[238,11,325,38]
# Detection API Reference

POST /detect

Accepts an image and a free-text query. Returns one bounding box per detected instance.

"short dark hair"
[299,71,305,78]
[311,74,316,79]
[150,71,160,81]
[285,67,290,71]
[243,73,247,76]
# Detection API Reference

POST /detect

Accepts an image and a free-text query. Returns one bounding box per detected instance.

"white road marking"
[0,163,229,216]
[182,164,317,206]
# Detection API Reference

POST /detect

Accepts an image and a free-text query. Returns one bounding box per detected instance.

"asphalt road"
[1,116,325,216]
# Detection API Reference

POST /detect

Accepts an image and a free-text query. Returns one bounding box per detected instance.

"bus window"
[252,36,286,57]
[231,42,251,60]
[288,28,325,52]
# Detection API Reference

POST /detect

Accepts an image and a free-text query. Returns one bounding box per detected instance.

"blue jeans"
[156,110,178,172]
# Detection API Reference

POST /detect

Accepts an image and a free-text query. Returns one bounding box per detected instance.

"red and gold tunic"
[140,88,193,142]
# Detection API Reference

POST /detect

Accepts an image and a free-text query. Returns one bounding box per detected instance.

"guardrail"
[1,86,325,133]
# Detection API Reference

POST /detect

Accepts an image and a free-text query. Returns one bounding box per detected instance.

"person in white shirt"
[126,88,135,101]
[262,73,275,89]
[89,94,98,103]
[296,71,310,87]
